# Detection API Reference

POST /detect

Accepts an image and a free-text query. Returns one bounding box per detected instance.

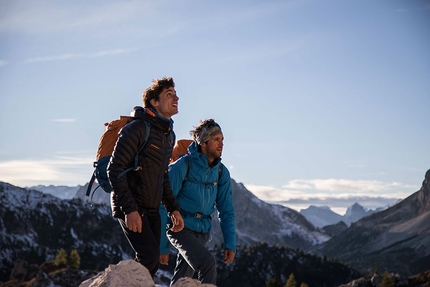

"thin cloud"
[0,60,7,67]
[245,183,412,202]
[396,8,408,13]
[281,179,417,193]
[0,156,94,187]
[0,1,153,33]
[51,119,76,123]
[245,177,418,214]
[27,54,84,63]
[90,48,137,57]
[26,48,137,63]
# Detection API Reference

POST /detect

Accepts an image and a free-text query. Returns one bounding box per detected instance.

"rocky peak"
[417,169,430,211]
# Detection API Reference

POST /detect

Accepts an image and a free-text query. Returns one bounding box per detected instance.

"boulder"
[79,260,154,287]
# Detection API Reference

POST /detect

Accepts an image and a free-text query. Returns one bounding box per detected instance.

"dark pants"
[118,211,161,278]
[167,228,216,286]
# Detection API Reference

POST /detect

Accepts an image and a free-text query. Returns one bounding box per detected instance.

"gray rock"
[171,277,216,287]
[79,260,155,287]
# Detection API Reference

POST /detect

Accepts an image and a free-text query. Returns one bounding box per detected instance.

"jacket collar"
[131,106,173,132]
[189,141,221,168]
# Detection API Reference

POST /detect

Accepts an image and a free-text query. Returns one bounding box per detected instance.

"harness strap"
[181,210,212,219]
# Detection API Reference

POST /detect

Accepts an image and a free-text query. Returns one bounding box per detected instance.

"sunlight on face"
[201,133,224,160]
[151,87,179,119]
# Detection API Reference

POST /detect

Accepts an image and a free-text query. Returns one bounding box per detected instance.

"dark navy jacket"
[108,107,180,218]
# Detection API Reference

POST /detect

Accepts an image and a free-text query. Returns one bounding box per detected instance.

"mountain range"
[0,182,133,284]
[313,169,430,277]
[2,168,429,284]
[75,179,331,250]
[299,203,385,228]
[36,181,383,230]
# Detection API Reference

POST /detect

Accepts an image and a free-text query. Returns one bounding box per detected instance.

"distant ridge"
[300,203,381,228]
[312,169,430,277]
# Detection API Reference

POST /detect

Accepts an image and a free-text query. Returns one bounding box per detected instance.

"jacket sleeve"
[159,169,181,254]
[159,204,170,254]
[216,165,236,253]
[161,170,180,214]
[167,156,189,195]
[159,157,188,254]
[107,120,143,215]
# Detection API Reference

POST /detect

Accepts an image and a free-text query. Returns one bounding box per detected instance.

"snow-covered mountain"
[75,179,331,250]
[299,205,344,228]
[0,182,133,284]
[40,182,386,230]
[0,179,331,285]
[300,203,386,228]
[28,185,81,200]
[211,179,330,249]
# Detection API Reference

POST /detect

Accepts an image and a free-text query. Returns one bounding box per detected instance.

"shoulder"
[169,154,189,170]
[123,118,150,132]
[218,163,231,182]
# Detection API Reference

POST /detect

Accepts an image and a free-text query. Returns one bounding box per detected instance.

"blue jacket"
[160,141,236,254]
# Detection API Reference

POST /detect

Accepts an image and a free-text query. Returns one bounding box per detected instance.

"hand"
[159,253,169,265]
[125,211,142,233]
[224,249,235,264]
[170,210,184,232]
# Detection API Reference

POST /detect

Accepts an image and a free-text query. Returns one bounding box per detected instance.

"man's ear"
[199,142,207,155]
[150,98,158,107]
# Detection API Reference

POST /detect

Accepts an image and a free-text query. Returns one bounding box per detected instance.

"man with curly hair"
[160,119,236,285]
[108,77,184,278]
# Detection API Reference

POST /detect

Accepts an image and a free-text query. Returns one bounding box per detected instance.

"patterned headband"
[196,124,222,144]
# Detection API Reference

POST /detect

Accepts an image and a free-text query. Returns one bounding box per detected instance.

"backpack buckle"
[134,166,142,171]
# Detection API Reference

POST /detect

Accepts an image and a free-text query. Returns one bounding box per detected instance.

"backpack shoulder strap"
[183,156,222,187]
[134,120,151,167]
[117,120,151,178]
[218,163,223,181]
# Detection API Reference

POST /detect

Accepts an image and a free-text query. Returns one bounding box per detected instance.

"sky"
[1,0,429,215]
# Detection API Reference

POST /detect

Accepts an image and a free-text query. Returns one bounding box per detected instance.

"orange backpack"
[170,139,193,163]
[86,116,151,198]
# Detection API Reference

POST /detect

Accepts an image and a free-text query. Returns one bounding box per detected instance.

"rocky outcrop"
[417,169,430,212]
[171,277,216,287]
[79,260,216,287]
[79,260,155,287]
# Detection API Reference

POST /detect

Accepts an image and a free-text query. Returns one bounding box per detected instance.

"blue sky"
[1,0,429,214]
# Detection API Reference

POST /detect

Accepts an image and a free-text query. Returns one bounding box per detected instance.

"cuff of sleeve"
[225,243,236,253]
[160,246,170,254]
[167,208,181,217]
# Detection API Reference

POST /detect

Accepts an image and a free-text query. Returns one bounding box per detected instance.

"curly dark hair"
[190,119,220,143]
[142,77,175,108]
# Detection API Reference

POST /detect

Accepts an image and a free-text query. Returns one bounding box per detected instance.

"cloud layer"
[245,178,418,215]
[0,156,93,187]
